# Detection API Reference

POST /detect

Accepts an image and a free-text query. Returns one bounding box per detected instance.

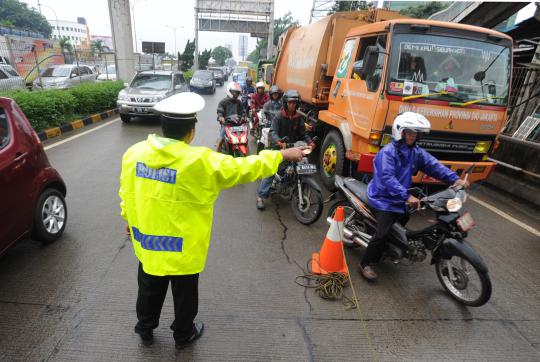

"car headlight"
[446,198,463,212]
[118,94,129,101]
[152,95,164,102]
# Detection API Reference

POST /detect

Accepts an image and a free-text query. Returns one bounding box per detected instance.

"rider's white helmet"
[391,112,431,141]
[256,81,265,89]
[226,82,242,98]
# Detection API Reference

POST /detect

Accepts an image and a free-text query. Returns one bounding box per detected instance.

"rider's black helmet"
[246,77,253,85]
[282,89,300,109]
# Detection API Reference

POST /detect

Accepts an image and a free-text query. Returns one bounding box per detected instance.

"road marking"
[44,118,119,151]
[469,195,540,237]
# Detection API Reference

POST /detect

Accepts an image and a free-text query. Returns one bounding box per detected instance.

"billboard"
[142,41,165,54]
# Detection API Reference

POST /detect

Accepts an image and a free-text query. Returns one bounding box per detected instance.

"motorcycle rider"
[241,77,256,112]
[358,112,469,281]
[250,82,270,132]
[216,82,245,153]
[262,85,283,125]
[256,89,315,210]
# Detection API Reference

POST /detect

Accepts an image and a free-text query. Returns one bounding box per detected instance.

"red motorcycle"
[222,115,249,157]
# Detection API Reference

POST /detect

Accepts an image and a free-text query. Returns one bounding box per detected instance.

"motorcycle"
[222,115,249,157]
[270,140,324,225]
[327,166,492,306]
[255,109,271,154]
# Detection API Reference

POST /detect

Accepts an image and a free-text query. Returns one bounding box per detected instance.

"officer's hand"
[452,179,470,189]
[218,116,225,124]
[125,224,131,236]
[280,147,304,162]
[407,195,421,210]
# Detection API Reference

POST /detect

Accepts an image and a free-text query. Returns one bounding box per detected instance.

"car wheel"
[33,188,67,244]
[120,114,131,123]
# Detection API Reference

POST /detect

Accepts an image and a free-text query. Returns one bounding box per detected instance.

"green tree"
[328,0,368,14]
[0,0,52,37]
[211,46,233,66]
[248,12,299,63]
[399,2,449,19]
[180,39,195,71]
[198,48,212,69]
[91,39,104,55]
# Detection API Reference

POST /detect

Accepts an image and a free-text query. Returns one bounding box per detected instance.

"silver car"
[0,64,25,92]
[32,64,97,90]
[117,70,189,122]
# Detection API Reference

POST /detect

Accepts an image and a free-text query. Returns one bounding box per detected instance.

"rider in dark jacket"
[216,82,246,152]
[262,85,283,126]
[256,89,314,210]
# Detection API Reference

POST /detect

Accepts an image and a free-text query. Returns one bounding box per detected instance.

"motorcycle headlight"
[447,198,463,212]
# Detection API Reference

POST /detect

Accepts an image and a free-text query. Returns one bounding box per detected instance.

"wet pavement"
[0,87,539,361]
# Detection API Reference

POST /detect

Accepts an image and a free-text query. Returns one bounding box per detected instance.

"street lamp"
[38,2,60,39]
[131,0,147,53]
[165,25,184,59]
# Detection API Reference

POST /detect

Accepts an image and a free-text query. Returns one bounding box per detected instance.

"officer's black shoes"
[256,197,265,210]
[175,322,204,349]
[135,330,154,346]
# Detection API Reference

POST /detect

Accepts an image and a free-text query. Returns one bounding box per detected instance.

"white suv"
[32,64,97,90]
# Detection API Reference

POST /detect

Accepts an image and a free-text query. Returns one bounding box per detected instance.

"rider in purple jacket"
[359,112,469,281]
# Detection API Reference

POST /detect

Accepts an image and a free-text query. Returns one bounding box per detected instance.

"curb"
[37,108,119,141]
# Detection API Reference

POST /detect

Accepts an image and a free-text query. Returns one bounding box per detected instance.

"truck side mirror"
[360,46,379,80]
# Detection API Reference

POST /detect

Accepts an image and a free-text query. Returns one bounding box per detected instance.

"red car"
[0,96,67,256]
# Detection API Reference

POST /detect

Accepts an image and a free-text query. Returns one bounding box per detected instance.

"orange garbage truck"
[273,10,513,190]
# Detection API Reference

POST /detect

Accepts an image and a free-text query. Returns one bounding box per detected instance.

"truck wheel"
[319,130,345,191]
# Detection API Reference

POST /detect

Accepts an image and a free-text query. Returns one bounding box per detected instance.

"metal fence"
[505,65,540,141]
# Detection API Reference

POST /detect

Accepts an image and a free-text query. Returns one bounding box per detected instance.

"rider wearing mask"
[262,85,282,124]
[216,82,245,152]
[256,89,314,210]
[359,112,469,281]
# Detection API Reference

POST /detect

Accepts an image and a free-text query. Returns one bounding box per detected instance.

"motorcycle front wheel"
[291,181,323,225]
[435,255,492,307]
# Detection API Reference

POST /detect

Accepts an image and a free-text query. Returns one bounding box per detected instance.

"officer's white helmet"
[256,81,265,89]
[392,112,431,141]
[226,82,242,98]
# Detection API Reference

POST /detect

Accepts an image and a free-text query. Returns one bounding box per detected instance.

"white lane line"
[44,118,119,151]
[469,195,540,237]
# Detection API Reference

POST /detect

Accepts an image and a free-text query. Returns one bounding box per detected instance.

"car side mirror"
[359,46,379,80]
[123,82,129,87]
[174,85,182,90]
[70,73,76,78]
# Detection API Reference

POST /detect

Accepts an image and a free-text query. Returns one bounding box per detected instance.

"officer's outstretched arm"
[206,149,283,190]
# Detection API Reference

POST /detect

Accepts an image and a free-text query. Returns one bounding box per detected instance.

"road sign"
[142,41,165,54]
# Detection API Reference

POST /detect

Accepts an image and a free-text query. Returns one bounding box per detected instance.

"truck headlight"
[473,141,492,154]
[447,198,463,212]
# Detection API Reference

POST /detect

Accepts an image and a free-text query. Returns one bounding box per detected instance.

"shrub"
[0,81,123,131]
[183,69,194,82]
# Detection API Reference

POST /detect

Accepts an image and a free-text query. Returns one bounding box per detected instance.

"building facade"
[48,18,90,48]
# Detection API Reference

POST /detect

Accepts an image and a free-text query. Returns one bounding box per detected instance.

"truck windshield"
[387,33,511,106]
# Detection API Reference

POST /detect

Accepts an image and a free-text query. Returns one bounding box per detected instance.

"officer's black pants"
[135,263,199,342]
[361,211,408,267]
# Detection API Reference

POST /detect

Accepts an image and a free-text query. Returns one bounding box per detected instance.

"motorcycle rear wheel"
[291,182,323,225]
[436,255,492,307]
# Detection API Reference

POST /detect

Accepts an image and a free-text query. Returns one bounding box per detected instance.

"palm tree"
[91,39,104,55]
[59,36,73,62]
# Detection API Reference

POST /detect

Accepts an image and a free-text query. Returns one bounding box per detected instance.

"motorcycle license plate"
[296,163,317,175]
[230,126,245,132]
[456,212,475,232]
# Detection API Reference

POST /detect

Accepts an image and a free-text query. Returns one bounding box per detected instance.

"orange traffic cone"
[311,206,348,276]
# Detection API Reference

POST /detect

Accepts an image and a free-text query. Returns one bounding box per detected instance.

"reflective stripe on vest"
[131,227,183,252]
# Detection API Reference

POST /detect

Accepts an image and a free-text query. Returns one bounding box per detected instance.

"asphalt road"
[0,87,539,361]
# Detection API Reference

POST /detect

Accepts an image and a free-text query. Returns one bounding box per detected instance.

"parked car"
[0,97,67,256]
[117,70,189,123]
[97,64,117,81]
[189,70,216,94]
[0,63,25,92]
[208,67,225,86]
[32,64,97,90]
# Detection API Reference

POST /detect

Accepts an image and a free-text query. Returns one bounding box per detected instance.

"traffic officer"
[119,92,306,348]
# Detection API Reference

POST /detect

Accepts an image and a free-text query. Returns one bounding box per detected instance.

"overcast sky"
[22,0,314,58]
[22,0,537,59]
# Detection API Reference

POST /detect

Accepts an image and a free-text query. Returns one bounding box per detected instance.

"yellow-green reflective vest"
[119,134,282,276]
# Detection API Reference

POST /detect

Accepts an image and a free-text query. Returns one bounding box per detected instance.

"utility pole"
[108,0,136,82]
[194,8,199,70]
[266,0,275,60]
